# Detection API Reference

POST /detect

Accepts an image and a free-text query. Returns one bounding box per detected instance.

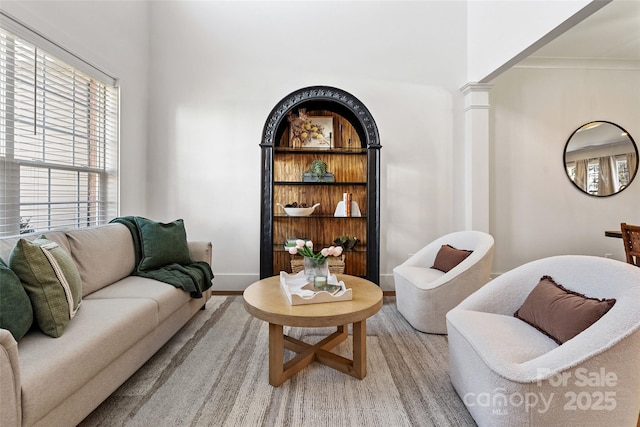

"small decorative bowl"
[277,203,320,217]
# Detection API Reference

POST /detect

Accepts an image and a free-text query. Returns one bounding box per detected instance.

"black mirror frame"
[563,121,638,197]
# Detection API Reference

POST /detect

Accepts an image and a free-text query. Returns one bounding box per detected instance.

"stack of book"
[343,193,352,216]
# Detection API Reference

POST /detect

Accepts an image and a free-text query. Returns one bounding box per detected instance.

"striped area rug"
[80,296,475,427]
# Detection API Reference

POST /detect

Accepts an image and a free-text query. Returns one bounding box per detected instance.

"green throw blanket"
[110,216,214,298]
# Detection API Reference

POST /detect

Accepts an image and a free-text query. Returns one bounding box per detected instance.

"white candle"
[314,275,328,289]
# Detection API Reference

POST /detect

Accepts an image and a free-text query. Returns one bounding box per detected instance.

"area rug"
[79,296,475,427]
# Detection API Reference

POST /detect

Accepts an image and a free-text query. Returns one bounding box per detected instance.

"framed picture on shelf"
[289,111,333,148]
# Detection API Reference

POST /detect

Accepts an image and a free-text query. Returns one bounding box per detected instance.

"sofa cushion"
[514,275,616,344]
[9,238,82,338]
[17,297,158,426]
[447,309,558,366]
[85,276,192,323]
[0,258,33,341]
[134,217,192,271]
[432,244,473,273]
[394,265,444,290]
[64,223,136,296]
[0,231,69,265]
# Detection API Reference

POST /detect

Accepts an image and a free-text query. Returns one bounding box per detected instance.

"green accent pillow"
[9,238,82,338]
[134,217,192,271]
[0,258,33,341]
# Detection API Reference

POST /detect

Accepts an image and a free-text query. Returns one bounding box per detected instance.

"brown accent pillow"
[514,276,616,345]
[431,244,473,273]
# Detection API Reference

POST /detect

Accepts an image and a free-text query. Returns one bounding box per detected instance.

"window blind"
[0,16,119,237]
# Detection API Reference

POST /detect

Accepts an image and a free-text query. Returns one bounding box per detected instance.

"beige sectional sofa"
[0,223,213,427]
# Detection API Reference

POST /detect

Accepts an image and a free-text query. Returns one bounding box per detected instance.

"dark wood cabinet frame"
[260,86,381,284]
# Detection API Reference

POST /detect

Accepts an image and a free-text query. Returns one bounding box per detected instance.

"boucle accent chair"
[393,231,494,334]
[446,255,640,427]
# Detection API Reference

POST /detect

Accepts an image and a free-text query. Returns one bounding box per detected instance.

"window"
[0,15,118,237]
[566,156,630,195]
[616,155,630,189]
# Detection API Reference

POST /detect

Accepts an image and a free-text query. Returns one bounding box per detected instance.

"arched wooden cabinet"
[260,86,381,284]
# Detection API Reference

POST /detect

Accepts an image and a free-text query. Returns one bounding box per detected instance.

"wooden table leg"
[268,322,369,386]
[268,323,285,386]
[352,319,366,379]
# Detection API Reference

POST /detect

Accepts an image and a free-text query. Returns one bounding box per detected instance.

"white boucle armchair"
[446,255,640,427]
[393,230,494,334]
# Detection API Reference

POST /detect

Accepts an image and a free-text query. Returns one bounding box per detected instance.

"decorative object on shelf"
[302,159,335,182]
[343,193,352,216]
[288,109,333,149]
[334,200,361,217]
[276,202,320,217]
[334,235,359,251]
[279,271,352,305]
[286,239,343,282]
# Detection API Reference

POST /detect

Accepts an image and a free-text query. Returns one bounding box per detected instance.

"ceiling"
[529,0,640,62]
[566,121,634,153]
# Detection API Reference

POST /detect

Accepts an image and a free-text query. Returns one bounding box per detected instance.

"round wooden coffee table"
[243,274,383,386]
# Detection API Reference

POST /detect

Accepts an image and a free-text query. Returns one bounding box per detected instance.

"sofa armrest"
[0,328,21,427]
[188,241,212,265]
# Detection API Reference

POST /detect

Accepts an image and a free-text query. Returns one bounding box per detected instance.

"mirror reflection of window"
[563,121,638,197]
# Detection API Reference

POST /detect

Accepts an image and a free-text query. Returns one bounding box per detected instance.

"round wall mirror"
[563,121,638,197]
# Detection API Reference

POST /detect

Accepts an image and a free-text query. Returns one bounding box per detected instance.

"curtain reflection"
[627,152,637,185]
[598,156,615,196]
[574,159,588,191]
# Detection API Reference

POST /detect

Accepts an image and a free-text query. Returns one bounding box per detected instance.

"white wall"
[146,1,467,291]
[467,0,599,82]
[1,0,150,216]
[6,1,629,291]
[490,65,640,273]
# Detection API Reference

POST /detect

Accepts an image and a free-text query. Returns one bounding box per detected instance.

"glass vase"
[303,257,329,283]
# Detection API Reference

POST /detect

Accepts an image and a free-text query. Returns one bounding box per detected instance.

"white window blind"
[0,15,119,237]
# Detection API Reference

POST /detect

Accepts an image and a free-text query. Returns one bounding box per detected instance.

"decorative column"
[460,83,493,233]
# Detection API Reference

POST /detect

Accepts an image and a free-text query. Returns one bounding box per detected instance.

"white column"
[461,82,492,233]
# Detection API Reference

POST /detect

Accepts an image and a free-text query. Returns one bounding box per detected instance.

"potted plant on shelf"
[302,159,335,182]
[334,235,359,251]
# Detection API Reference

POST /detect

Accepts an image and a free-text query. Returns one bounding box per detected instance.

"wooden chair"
[620,222,640,266]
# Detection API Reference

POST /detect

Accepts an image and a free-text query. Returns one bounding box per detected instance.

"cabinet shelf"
[274,181,367,186]
[275,147,367,154]
[274,215,367,219]
[274,246,367,253]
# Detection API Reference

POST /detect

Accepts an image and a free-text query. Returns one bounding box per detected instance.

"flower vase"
[303,257,329,283]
